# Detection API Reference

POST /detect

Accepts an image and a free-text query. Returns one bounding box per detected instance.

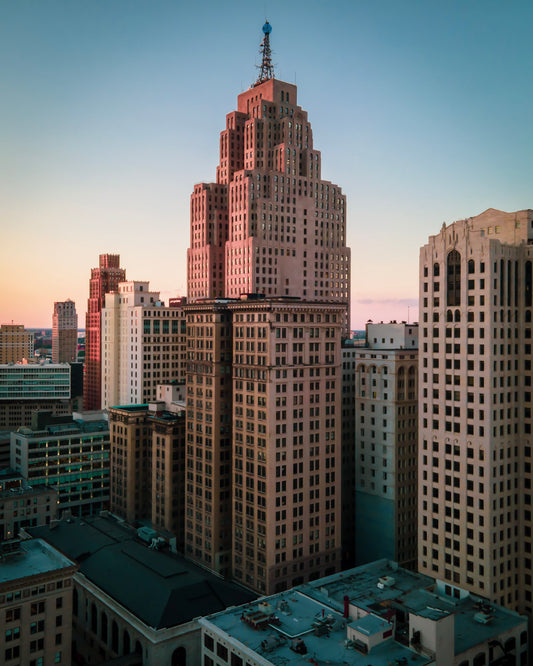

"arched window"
[473,652,486,666]
[171,646,187,666]
[447,250,461,306]
[504,636,516,652]
[446,310,453,322]
[91,602,98,634]
[468,259,475,274]
[135,641,143,655]
[111,620,119,654]
[454,309,461,322]
[101,612,108,644]
[123,630,131,655]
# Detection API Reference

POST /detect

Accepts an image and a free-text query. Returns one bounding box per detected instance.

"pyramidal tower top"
[187,20,351,334]
[254,21,274,86]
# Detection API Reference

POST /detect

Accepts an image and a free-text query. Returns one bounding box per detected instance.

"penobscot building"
[418,207,533,619]
[184,23,350,595]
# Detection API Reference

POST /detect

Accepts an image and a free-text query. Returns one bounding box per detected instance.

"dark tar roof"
[28,515,256,630]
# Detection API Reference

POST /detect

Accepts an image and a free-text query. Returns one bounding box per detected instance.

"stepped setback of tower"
[187,77,350,331]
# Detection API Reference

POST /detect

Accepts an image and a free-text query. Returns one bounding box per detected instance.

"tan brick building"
[0,324,34,364]
[109,393,186,550]
[419,208,533,618]
[0,538,76,666]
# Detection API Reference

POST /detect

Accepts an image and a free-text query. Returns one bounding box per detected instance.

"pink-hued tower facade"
[184,24,350,593]
[187,51,350,329]
[83,254,126,410]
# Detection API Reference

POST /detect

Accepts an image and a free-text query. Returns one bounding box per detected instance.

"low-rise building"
[0,477,58,540]
[0,538,77,666]
[200,559,528,666]
[28,513,256,666]
[10,411,109,517]
[0,361,77,431]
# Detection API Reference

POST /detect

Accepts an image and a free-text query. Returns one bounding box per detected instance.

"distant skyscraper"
[52,299,78,363]
[184,23,350,594]
[419,208,533,616]
[0,324,34,363]
[354,321,418,569]
[84,254,125,410]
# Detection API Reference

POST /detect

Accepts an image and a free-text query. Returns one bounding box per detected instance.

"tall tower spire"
[254,21,274,86]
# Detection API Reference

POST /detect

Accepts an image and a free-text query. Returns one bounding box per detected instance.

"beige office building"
[0,324,34,364]
[354,322,418,569]
[102,281,186,409]
[419,208,533,617]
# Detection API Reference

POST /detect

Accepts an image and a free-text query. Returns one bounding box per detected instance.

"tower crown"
[254,21,274,86]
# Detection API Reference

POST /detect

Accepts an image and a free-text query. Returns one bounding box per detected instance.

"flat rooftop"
[202,590,432,666]
[29,515,256,629]
[15,420,109,437]
[109,404,149,411]
[0,483,56,500]
[0,539,75,584]
[202,560,527,663]
[302,560,526,657]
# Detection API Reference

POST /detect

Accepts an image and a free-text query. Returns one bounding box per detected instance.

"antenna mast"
[254,21,274,86]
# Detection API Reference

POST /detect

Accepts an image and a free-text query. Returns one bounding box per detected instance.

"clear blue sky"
[1,0,532,328]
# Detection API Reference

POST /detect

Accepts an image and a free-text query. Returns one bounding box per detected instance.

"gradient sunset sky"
[2,0,532,329]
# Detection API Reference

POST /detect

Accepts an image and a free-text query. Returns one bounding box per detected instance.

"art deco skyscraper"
[185,24,350,594]
[52,299,78,363]
[419,208,533,617]
[84,254,125,410]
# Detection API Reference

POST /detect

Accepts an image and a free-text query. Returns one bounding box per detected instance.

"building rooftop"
[14,418,108,438]
[109,404,149,411]
[28,515,256,629]
[202,589,432,666]
[302,560,526,656]
[0,483,56,501]
[0,538,75,585]
[201,560,527,664]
